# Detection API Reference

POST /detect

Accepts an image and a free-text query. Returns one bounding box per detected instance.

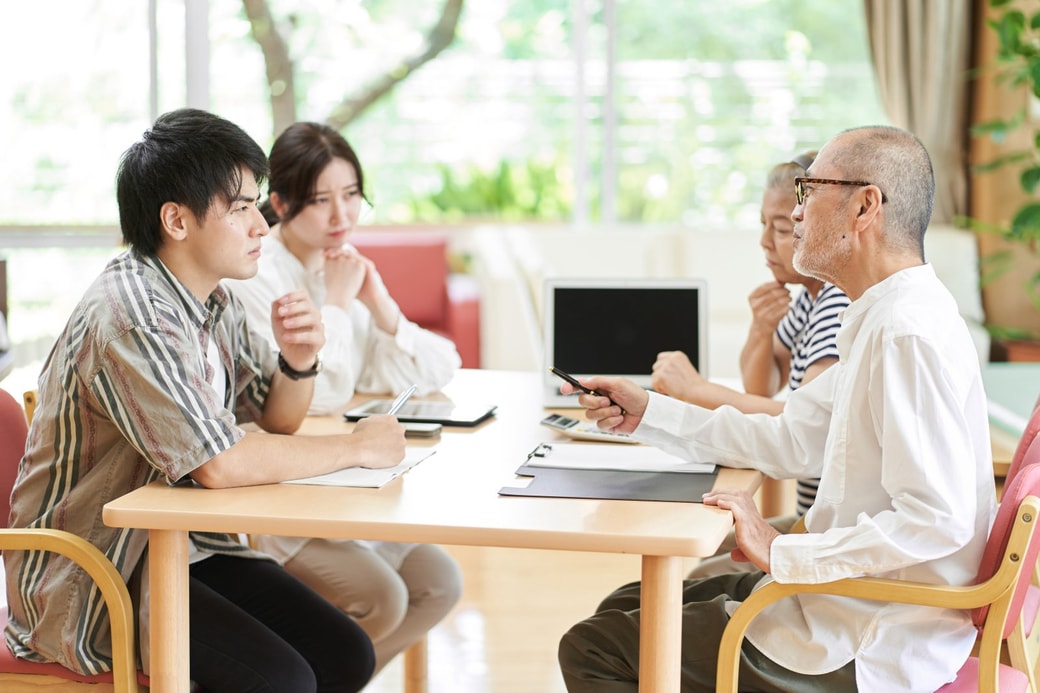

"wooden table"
[103,369,760,693]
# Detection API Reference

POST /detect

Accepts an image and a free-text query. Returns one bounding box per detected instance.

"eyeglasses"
[794,177,887,205]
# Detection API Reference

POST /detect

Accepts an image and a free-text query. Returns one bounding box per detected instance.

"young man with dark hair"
[4,108,406,693]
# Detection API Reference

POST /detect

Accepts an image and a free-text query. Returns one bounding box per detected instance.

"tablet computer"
[343,399,497,427]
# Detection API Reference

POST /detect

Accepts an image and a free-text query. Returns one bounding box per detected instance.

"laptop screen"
[543,278,708,397]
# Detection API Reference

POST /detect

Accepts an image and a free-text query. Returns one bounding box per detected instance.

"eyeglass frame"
[794,177,887,205]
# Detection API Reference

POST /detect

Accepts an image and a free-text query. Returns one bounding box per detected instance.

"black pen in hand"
[549,366,625,414]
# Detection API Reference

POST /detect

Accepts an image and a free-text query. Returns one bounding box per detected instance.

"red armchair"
[350,230,481,368]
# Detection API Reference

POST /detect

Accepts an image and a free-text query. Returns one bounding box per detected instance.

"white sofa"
[467,223,989,377]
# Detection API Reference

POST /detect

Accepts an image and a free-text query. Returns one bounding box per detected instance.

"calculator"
[539,413,639,444]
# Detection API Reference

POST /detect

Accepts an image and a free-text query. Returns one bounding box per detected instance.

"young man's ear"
[160,201,190,241]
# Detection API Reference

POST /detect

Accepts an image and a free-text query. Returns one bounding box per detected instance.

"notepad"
[283,448,435,488]
[523,442,716,474]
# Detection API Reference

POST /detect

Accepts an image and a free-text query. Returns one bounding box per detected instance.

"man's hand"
[271,290,325,371]
[561,376,648,434]
[747,281,792,336]
[650,350,704,401]
[702,488,780,573]
[351,414,407,469]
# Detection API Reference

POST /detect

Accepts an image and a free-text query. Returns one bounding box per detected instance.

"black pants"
[188,554,375,693]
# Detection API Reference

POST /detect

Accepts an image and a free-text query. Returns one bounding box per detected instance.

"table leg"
[639,555,683,692]
[403,636,429,693]
[149,529,190,693]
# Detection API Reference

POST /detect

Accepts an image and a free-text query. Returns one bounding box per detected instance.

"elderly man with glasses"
[556,125,994,692]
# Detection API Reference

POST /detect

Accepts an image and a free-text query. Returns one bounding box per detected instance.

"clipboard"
[498,443,719,503]
[521,441,716,474]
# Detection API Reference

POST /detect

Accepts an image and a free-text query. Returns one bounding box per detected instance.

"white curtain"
[863,0,973,224]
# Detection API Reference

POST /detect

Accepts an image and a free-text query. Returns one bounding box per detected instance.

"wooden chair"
[716,441,1040,693]
[21,388,429,692]
[1001,398,1040,691]
[0,387,148,692]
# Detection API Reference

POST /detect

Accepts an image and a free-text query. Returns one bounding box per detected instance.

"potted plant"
[968,0,1040,359]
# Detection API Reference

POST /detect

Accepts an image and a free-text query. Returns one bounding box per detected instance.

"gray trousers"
[558,571,857,693]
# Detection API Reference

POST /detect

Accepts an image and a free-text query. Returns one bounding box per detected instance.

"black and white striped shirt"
[776,283,849,515]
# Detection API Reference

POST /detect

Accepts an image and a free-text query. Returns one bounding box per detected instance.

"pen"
[387,384,418,416]
[549,366,602,397]
[549,366,625,414]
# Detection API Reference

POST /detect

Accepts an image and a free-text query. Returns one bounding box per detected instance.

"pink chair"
[716,438,1040,692]
[1000,398,1040,692]
[0,387,148,691]
[1003,396,1040,488]
[351,230,481,368]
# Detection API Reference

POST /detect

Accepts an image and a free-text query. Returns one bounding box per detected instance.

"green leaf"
[996,10,1027,55]
[1031,61,1040,97]
[957,215,1010,236]
[991,0,1013,8]
[972,118,1014,137]
[980,249,1014,288]
[986,324,1036,341]
[1010,202,1040,240]
[1029,270,1040,311]
[1023,166,1040,193]
[972,150,1032,173]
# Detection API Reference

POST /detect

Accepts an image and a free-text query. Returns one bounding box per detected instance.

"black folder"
[499,463,718,503]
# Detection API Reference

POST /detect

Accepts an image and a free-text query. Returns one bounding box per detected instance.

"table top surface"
[104,369,759,558]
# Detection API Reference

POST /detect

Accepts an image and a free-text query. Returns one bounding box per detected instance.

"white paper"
[525,442,715,474]
[284,448,436,487]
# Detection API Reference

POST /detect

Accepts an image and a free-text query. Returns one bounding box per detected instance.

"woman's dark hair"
[116,108,268,256]
[262,122,366,226]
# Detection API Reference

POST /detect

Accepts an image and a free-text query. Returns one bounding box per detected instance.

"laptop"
[542,277,708,407]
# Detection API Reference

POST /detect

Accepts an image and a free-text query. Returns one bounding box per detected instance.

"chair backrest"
[0,387,28,528]
[1004,397,1040,485]
[350,231,450,326]
[973,439,1040,636]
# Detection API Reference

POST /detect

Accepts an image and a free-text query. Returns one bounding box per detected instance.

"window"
[0,0,885,227]
[0,0,887,376]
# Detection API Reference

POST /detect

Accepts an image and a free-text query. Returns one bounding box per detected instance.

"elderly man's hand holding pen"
[556,373,649,435]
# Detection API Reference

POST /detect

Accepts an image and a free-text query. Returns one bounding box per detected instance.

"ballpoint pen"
[387,384,418,415]
[549,366,625,413]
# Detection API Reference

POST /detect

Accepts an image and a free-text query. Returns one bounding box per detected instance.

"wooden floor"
[363,545,701,693]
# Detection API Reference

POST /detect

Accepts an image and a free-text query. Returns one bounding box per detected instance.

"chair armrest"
[716,495,1040,692]
[0,528,137,689]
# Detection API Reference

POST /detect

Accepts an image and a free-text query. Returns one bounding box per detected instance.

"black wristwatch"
[277,352,321,380]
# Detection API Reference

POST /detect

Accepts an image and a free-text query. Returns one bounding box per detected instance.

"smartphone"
[549,366,597,395]
[403,422,442,438]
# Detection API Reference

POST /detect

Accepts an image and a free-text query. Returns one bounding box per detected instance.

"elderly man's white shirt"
[636,264,995,691]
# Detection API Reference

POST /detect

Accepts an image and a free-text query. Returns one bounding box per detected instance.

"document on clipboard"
[523,442,716,474]
[499,442,718,503]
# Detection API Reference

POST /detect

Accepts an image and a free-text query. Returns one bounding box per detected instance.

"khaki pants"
[284,539,462,672]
